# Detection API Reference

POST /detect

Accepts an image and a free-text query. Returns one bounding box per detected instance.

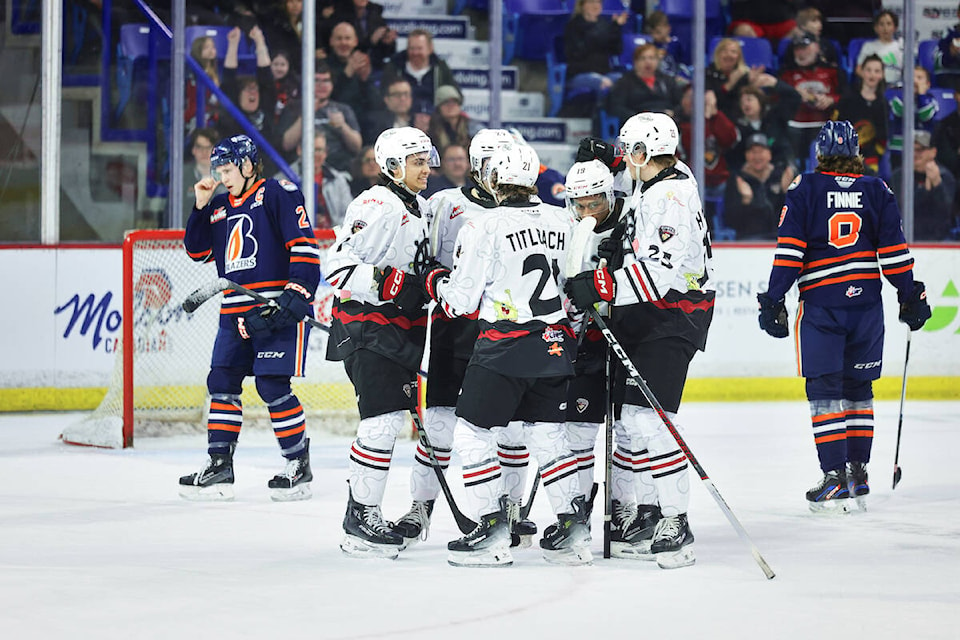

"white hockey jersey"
[427,185,495,268]
[324,184,429,305]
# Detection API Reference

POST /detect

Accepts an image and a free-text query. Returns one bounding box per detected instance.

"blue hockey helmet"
[210,134,261,177]
[815,120,860,158]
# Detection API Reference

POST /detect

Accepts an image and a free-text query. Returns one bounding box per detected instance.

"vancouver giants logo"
[225,215,258,273]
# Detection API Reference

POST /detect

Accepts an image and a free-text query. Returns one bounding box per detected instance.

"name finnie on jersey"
[826,191,862,207]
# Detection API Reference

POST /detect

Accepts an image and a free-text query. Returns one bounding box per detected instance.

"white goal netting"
[61,229,359,448]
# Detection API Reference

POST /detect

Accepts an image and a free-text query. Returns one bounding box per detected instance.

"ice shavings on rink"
[1,402,958,639]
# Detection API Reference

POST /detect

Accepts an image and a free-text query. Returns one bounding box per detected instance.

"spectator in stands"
[186,34,222,134]
[727,85,799,171]
[325,21,384,138]
[804,0,882,43]
[262,0,307,73]
[278,129,353,229]
[856,10,903,86]
[889,66,939,153]
[891,130,958,241]
[562,0,628,107]
[833,54,888,175]
[606,43,684,124]
[280,62,364,172]
[723,132,797,240]
[677,87,739,229]
[934,85,960,187]
[706,37,780,121]
[780,7,840,68]
[426,85,480,152]
[270,50,301,128]
[778,30,847,163]
[935,6,960,91]
[220,27,282,167]
[325,0,398,69]
[184,127,225,214]
[349,144,379,197]
[644,10,685,78]
[381,29,459,116]
[727,0,798,43]
[422,143,469,197]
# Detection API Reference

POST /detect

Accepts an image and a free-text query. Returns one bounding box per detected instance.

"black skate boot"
[505,498,537,549]
[847,462,869,510]
[540,495,593,566]
[650,513,695,569]
[447,497,513,567]
[805,468,851,514]
[268,438,313,502]
[341,485,404,559]
[393,499,434,550]
[178,443,235,501]
[610,500,661,560]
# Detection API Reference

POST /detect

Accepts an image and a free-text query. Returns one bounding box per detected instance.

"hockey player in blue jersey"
[179,134,321,502]
[757,120,932,513]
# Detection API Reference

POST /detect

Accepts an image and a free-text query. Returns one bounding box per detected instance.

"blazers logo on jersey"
[658,225,676,242]
[279,180,299,192]
[225,216,259,273]
[250,187,266,208]
[210,206,226,223]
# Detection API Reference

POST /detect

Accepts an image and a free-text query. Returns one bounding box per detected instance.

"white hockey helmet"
[564,159,615,219]
[482,144,540,192]
[374,126,440,182]
[468,128,516,174]
[618,112,679,166]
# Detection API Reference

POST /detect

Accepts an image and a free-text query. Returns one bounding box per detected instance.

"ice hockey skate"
[540,495,593,566]
[806,468,851,514]
[847,462,869,511]
[341,485,404,559]
[393,499,434,550]
[267,439,313,502]
[505,498,537,549]
[650,513,695,569]
[178,444,235,501]
[447,499,513,568]
[609,501,661,560]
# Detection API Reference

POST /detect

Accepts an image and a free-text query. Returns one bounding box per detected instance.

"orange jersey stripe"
[774,258,804,268]
[778,236,807,248]
[812,411,846,423]
[270,406,302,420]
[846,429,874,438]
[878,243,908,254]
[209,401,239,411]
[799,272,880,292]
[815,433,847,444]
[804,250,877,270]
[882,264,913,275]
[208,422,242,433]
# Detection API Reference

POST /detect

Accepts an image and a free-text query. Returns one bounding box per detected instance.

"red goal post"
[61,228,357,448]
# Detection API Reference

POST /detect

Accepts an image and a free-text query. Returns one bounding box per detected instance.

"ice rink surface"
[1,402,958,639]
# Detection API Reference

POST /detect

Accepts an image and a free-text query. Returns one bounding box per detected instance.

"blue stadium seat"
[918,39,938,82]
[618,33,651,70]
[503,0,571,63]
[846,37,869,75]
[115,24,154,119]
[545,34,568,117]
[598,109,620,140]
[657,0,724,65]
[709,36,775,71]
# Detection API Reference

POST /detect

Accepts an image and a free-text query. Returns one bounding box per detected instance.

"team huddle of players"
[177,114,931,569]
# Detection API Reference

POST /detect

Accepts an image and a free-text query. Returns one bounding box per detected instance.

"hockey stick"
[566,217,774,578]
[182,277,330,333]
[519,471,540,520]
[892,331,912,490]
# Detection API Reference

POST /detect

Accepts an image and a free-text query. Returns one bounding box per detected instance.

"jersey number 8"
[828,211,863,249]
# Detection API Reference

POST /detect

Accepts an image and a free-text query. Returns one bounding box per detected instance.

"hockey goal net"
[61,228,358,448]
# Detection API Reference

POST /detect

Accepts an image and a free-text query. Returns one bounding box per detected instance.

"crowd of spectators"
[124,0,960,241]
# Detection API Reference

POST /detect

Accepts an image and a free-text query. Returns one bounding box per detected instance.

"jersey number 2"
[522,254,562,315]
[296,206,310,229]
[828,212,862,249]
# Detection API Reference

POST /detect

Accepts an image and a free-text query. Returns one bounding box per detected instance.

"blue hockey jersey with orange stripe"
[766,171,915,306]
[184,178,321,326]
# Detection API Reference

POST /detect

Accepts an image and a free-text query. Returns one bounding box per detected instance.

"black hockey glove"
[899,281,932,331]
[268,281,315,330]
[757,292,789,338]
[377,267,427,311]
[564,268,615,313]
[414,258,451,303]
[237,305,272,340]
[596,222,626,270]
[576,136,625,174]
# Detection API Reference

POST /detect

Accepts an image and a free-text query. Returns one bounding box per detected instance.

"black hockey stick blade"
[182,277,231,313]
[892,465,902,490]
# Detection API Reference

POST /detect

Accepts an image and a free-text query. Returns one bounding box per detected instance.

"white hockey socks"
[566,421,600,497]
[454,418,504,519]
[348,410,406,506]
[523,421,581,516]
[409,406,456,502]
[497,421,530,504]
[610,420,638,505]
[621,405,689,517]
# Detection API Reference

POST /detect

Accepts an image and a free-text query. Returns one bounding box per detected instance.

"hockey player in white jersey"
[323,127,438,559]
[399,128,538,550]
[416,144,590,567]
[565,112,715,569]
[563,159,663,559]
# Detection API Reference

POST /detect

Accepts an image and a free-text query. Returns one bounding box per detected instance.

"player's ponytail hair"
[495,183,537,203]
[815,155,866,175]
